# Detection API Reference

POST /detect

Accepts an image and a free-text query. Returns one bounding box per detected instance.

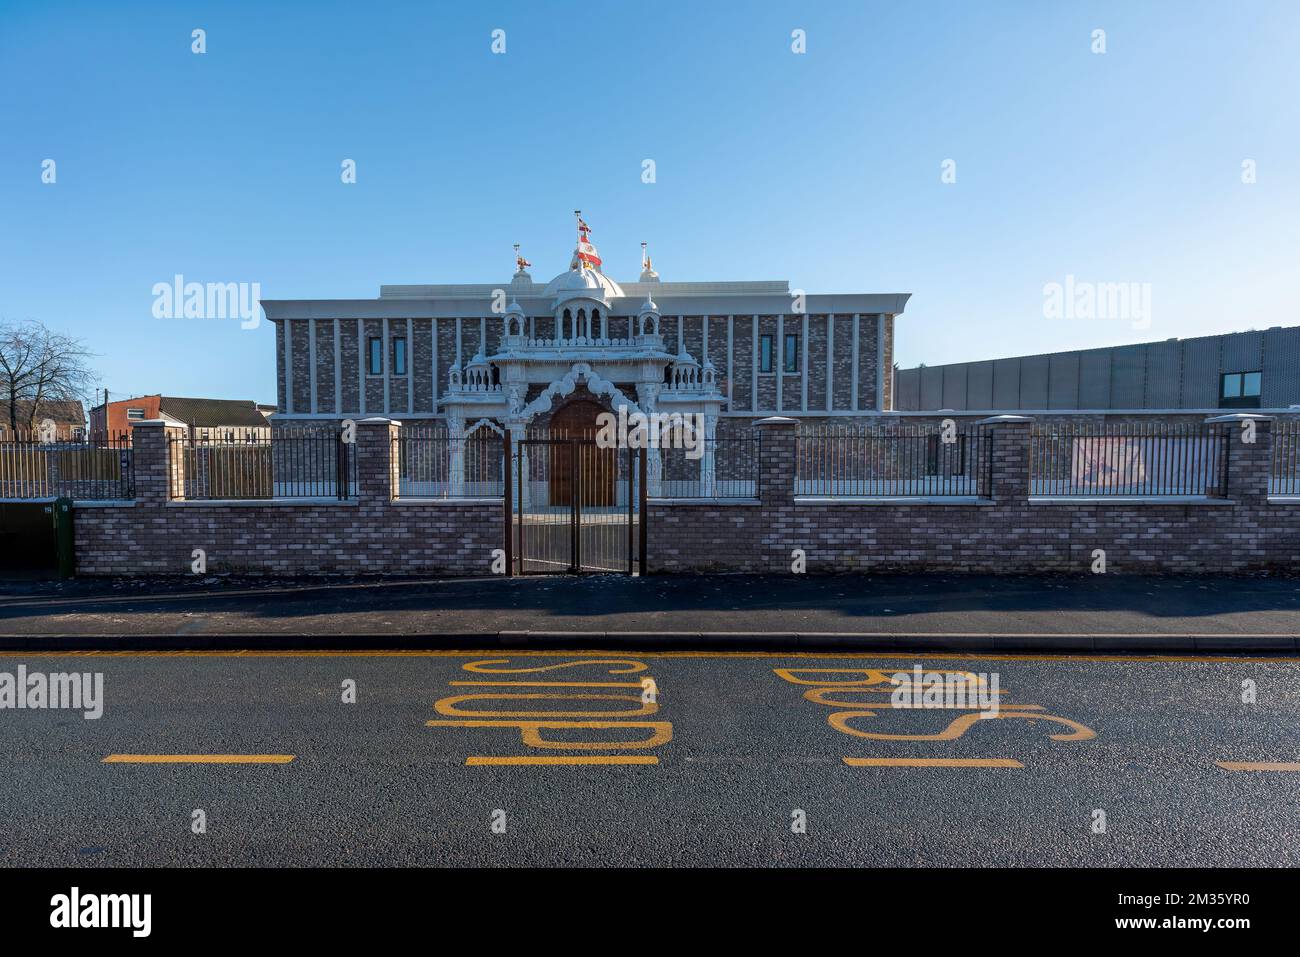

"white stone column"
[447,411,465,497]
[507,419,530,508]
[637,382,663,497]
[700,411,717,497]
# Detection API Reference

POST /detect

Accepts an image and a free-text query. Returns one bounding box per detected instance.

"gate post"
[130,420,180,504]
[54,496,75,578]
[1205,412,1272,502]
[355,417,400,502]
[502,429,513,577]
[638,444,648,573]
[974,414,1033,502]
[755,416,798,504]
[570,438,581,572]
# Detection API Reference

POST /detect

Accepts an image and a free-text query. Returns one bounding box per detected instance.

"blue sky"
[3,0,1298,405]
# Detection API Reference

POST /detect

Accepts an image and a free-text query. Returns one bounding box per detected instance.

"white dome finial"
[639,241,660,283]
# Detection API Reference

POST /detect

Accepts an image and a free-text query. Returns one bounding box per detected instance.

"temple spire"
[570,210,602,271]
[639,240,660,283]
[513,243,531,274]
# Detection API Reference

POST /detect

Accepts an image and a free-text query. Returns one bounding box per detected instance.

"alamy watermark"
[152,274,262,329]
[890,665,1000,717]
[1043,275,1151,330]
[50,887,150,937]
[595,406,705,460]
[1,666,103,719]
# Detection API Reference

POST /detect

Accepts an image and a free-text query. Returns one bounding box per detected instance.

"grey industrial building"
[894,325,1300,413]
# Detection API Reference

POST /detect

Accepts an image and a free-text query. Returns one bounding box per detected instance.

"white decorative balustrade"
[497,332,667,353]
[447,361,501,394]
[662,356,718,394]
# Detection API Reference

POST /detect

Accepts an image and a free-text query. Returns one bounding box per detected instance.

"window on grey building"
[784,332,799,373]
[392,336,407,376]
[759,334,774,374]
[367,337,382,375]
[1220,370,1262,409]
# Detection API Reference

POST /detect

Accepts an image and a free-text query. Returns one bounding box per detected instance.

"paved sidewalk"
[1,572,1299,652]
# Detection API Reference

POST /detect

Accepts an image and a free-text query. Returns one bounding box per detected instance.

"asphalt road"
[1,649,1297,867]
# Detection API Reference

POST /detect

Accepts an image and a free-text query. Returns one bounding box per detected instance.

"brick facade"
[273,312,892,424]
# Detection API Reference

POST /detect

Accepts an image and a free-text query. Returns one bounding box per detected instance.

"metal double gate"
[504,436,646,575]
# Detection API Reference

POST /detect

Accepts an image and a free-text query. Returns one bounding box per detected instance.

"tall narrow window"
[392,337,407,376]
[759,334,774,374]
[367,337,382,375]
[784,332,799,373]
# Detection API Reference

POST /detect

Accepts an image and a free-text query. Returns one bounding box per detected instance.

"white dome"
[543,266,624,305]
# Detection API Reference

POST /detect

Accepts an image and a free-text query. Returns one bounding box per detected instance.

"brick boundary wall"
[649,415,1300,575]
[71,415,1299,576]
[73,419,502,576]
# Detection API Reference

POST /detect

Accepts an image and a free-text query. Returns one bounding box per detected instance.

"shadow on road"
[1,572,1298,636]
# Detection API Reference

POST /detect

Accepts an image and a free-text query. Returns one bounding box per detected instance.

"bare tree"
[0,319,98,435]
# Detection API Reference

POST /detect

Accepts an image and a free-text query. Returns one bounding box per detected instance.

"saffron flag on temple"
[575,216,602,269]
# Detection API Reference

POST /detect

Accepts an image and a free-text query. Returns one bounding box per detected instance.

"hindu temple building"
[263,213,910,496]
[267,211,909,421]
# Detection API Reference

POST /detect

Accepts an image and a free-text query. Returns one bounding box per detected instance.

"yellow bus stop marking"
[103,754,294,764]
[466,755,658,766]
[843,757,1023,768]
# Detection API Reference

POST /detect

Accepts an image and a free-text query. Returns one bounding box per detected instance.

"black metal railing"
[170,431,354,500]
[796,424,992,497]
[395,428,505,499]
[1271,419,1300,495]
[1030,421,1228,497]
[654,433,760,499]
[0,435,134,500]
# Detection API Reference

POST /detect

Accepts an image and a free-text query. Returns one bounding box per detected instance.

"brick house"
[0,398,85,439]
[89,395,271,443]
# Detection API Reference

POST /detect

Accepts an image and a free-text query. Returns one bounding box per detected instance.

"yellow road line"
[2,649,1295,663]
[1216,761,1300,772]
[102,754,295,764]
[449,680,643,687]
[843,757,1024,768]
[465,755,658,766]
